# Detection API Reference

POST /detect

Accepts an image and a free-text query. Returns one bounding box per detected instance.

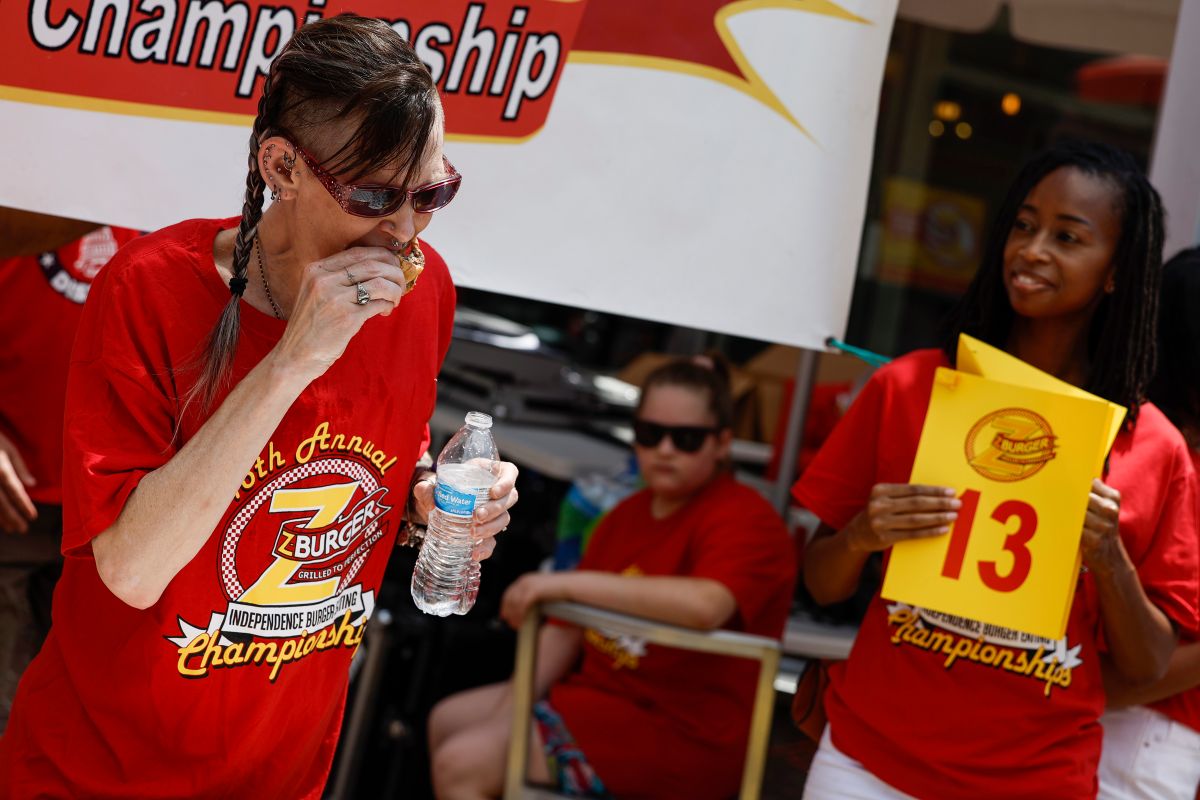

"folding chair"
[503,601,782,800]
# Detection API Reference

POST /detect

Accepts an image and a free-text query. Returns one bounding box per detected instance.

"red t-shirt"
[0,218,455,798]
[1147,449,1200,733]
[792,349,1200,800]
[0,225,142,504]
[548,474,796,800]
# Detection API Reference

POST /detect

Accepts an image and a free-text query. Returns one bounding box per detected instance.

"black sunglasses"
[632,420,719,453]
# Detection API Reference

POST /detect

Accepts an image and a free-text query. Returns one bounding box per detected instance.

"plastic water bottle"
[411,412,500,617]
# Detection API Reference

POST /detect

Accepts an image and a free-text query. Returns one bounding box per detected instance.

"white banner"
[0,0,897,349]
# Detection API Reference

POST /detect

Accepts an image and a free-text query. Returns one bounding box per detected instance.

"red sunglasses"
[281,137,462,217]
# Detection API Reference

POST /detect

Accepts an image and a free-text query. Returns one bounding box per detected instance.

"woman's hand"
[501,572,567,629]
[410,460,519,562]
[0,430,37,534]
[845,483,961,553]
[1080,479,1122,575]
[271,247,412,381]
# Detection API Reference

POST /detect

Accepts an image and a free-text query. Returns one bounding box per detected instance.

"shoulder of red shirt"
[87,217,226,293]
[1129,401,1193,455]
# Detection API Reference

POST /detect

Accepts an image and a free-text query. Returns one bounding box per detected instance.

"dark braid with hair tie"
[184,73,278,412]
[230,71,275,294]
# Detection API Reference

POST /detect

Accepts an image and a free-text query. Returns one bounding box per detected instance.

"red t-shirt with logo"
[792,349,1199,800]
[0,218,455,798]
[548,474,797,800]
[0,226,143,505]
[1147,449,1200,733]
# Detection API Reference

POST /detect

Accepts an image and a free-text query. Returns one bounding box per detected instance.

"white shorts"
[1099,705,1200,800]
[802,725,920,800]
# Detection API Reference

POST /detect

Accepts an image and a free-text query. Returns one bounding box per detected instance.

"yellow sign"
[881,350,1117,640]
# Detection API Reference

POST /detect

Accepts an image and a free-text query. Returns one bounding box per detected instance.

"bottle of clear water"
[411,412,500,616]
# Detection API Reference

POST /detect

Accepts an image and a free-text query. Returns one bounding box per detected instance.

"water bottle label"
[434,482,477,516]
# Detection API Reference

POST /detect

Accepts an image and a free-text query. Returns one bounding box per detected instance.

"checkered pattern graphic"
[219,458,380,599]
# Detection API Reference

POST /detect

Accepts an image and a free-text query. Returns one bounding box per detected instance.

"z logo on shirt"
[167,452,392,681]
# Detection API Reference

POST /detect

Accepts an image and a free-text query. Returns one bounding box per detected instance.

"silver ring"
[345,267,355,283]
[355,282,370,305]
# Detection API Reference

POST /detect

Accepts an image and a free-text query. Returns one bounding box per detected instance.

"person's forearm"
[533,624,583,697]
[1105,643,1200,708]
[94,351,311,609]
[803,517,872,605]
[559,572,736,630]
[1094,541,1178,684]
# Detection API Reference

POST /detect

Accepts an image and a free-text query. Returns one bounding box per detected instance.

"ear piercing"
[265,143,285,201]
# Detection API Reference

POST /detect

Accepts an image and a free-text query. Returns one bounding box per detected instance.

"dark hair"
[188,14,439,410]
[1148,247,1200,433]
[940,140,1165,422]
[637,353,735,431]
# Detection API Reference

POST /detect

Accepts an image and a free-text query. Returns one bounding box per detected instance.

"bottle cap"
[465,411,493,429]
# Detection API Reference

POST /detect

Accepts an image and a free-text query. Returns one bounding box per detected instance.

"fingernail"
[476,508,487,520]
[949,499,962,509]
[943,488,957,497]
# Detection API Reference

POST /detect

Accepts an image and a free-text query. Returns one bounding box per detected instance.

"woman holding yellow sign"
[796,141,1199,799]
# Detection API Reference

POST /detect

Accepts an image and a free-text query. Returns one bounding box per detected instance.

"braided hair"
[187,14,440,411]
[1148,247,1200,435]
[940,140,1165,423]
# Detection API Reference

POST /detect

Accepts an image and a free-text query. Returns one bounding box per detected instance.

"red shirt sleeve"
[422,239,457,370]
[416,239,455,465]
[61,252,178,556]
[791,368,886,530]
[686,485,796,635]
[1136,439,1200,634]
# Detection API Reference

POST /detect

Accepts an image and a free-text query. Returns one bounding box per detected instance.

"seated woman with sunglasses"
[429,356,796,800]
[0,16,519,798]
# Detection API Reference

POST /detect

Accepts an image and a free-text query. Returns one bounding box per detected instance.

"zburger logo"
[272,487,389,562]
[965,407,1057,483]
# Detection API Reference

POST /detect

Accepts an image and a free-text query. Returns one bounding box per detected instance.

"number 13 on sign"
[940,490,1038,594]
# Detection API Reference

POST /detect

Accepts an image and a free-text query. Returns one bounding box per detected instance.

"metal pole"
[769,348,820,513]
[503,606,542,800]
[328,609,393,800]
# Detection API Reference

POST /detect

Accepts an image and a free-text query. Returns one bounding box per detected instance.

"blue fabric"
[533,700,611,798]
